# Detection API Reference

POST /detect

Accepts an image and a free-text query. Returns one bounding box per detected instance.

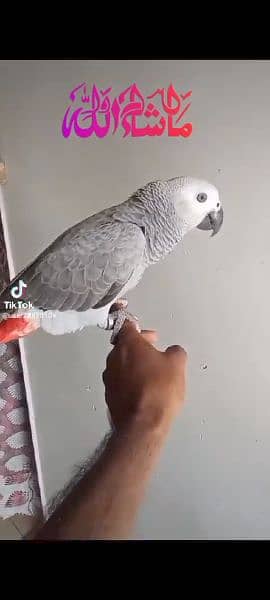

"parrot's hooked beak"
[197,207,224,237]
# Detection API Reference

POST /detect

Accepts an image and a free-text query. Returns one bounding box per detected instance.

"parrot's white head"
[172,177,223,237]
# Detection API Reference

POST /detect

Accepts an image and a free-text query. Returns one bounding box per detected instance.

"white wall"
[0,59,269,539]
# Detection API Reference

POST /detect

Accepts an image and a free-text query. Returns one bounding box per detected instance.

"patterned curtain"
[0,211,41,518]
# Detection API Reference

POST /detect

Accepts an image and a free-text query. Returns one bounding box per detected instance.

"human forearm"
[36,416,170,540]
[36,322,187,541]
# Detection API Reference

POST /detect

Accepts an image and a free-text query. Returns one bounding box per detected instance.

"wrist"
[115,402,174,439]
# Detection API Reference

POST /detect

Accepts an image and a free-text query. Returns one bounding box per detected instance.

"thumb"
[115,319,139,344]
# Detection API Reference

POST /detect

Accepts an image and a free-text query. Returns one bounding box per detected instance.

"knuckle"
[106,349,114,367]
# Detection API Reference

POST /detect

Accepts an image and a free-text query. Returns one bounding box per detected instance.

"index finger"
[116,321,158,346]
[114,320,140,344]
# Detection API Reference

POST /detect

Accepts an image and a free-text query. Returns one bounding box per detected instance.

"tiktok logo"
[11,279,27,299]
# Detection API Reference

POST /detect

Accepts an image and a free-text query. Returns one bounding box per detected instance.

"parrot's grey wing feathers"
[93,281,126,309]
[0,214,146,312]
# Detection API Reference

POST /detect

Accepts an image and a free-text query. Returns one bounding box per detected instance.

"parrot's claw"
[107,308,140,344]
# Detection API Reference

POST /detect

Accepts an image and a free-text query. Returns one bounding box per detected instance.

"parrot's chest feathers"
[144,221,182,264]
[117,192,183,265]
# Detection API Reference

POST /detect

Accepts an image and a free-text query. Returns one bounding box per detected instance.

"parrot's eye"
[197,193,208,203]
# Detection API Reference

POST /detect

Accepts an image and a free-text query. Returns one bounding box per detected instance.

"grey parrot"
[0,176,223,343]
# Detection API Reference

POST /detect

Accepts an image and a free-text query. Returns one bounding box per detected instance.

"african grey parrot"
[0,177,223,343]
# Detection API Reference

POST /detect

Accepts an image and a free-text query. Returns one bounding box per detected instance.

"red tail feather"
[0,316,40,343]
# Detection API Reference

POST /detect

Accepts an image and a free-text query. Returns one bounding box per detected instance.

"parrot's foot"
[112,298,128,310]
[107,307,140,344]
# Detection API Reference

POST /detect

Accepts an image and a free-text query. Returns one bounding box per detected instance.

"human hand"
[103,321,187,433]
